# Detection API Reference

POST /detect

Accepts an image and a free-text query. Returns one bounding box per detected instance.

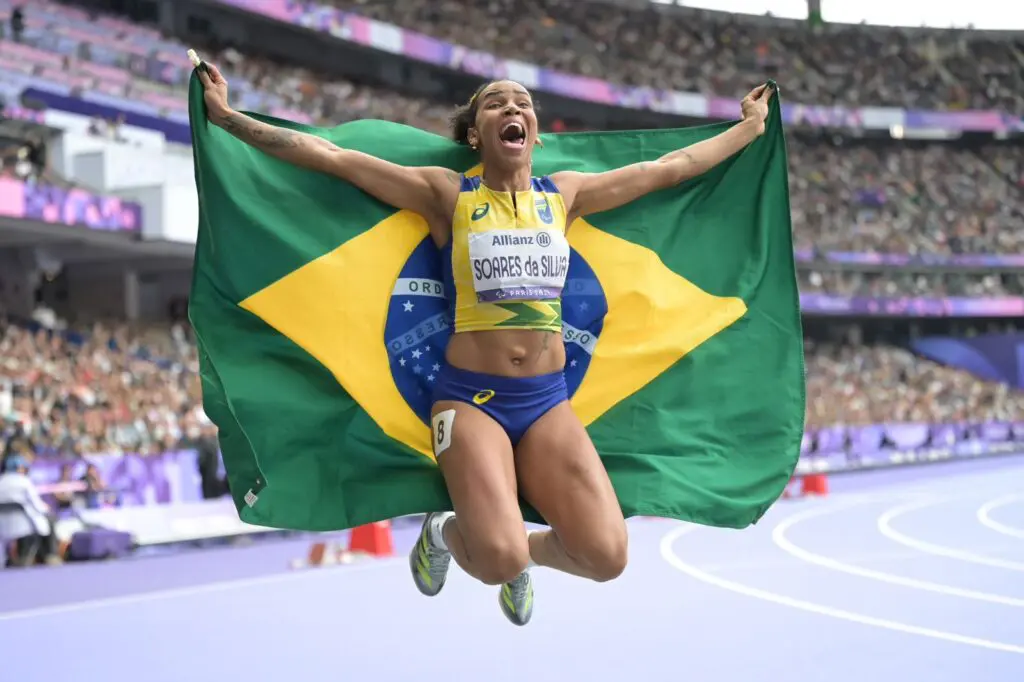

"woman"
[196,62,772,626]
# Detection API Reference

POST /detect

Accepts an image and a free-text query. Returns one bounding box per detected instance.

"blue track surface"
[1,457,1023,681]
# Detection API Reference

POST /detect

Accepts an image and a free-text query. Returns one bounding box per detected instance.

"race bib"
[467,228,570,302]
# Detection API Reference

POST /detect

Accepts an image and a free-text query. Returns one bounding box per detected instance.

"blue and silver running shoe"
[409,512,452,597]
[499,570,534,626]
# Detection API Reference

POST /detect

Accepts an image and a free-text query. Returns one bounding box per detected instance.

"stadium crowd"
[0,3,1022,463]
[1,311,1021,463]
[221,51,1024,259]
[333,0,1024,112]
[4,3,1024,262]
[787,138,1024,257]
[0,315,204,461]
[204,35,1024,261]
[798,271,1024,297]
[805,340,1024,428]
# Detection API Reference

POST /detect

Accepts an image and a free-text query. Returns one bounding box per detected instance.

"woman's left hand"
[741,83,774,137]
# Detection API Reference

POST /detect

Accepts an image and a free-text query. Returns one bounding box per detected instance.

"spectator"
[10,4,24,44]
[0,455,62,566]
[80,463,108,509]
[190,423,229,500]
[51,463,77,511]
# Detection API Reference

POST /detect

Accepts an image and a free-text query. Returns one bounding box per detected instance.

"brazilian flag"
[188,73,805,532]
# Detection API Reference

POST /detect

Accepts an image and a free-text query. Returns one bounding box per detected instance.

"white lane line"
[773,502,1024,607]
[878,499,1024,572]
[977,495,1024,540]
[660,524,1024,655]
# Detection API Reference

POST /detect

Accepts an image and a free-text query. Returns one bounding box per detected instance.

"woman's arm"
[197,63,458,218]
[554,83,774,220]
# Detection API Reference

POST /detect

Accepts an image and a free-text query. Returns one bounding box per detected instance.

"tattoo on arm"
[219,114,302,151]
[220,113,344,162]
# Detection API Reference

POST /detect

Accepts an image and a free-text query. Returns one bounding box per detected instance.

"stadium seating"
[0,316,201,458]
[2,314,1021,460]
[330,0,1024,111]
[0,1,1021,461]
[0,1,1020,259]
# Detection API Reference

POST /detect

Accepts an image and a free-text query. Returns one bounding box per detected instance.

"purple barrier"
[29,450,203,507]
[709,97,865,128]
[23,424,1020,500]
[850,425,885,454]
[0,176,142,233]
[814,425,847,454]
[801,422,1023,462]
[800,294,1024,317]
[209,0,1023,133]
[886,423,930,449]
[982,422,1012,442]
[930,424,961,447]
[904,109,1024,134]
[795,251,1024,268]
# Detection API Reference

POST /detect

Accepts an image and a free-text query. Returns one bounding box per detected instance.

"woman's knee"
[568,524,629,582]
[465,531,530,585]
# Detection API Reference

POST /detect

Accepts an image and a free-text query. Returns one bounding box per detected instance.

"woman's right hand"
[196,61,231,123]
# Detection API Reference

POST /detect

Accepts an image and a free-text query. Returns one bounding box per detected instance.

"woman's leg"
[514,402,628,582]
[426,400,530,586]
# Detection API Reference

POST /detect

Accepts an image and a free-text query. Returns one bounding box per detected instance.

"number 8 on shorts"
[432,409,456,457]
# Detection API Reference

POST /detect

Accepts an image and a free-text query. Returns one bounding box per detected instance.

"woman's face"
[468,81,538,164]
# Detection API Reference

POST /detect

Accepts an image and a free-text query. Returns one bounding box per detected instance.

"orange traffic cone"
[800,473,829,496]
[348,521,394,557]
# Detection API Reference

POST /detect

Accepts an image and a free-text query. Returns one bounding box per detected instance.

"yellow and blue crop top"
[442,175,570,334]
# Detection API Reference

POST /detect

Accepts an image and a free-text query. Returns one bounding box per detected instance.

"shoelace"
[422,535,449,579]
[508,574,531,605]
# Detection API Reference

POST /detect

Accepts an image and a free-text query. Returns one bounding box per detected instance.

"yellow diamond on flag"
[240,211,745,458]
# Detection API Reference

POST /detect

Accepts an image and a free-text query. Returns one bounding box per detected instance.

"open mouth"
[499,121,527,149]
